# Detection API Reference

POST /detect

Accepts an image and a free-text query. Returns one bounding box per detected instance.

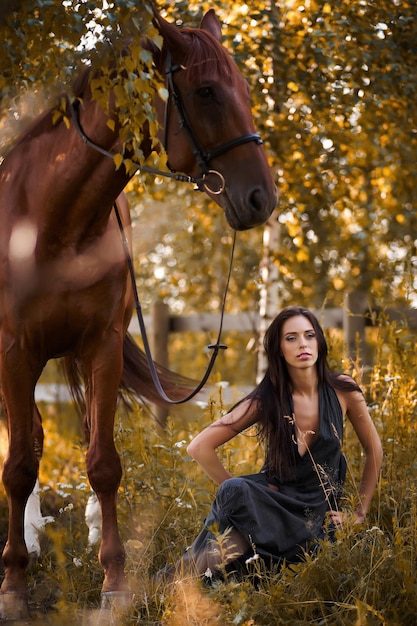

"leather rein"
[69,53,262,403]
[115,204,235,404]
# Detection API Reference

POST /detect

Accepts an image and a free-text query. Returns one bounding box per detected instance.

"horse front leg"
[0,345,39,617]
[83,340,131,601]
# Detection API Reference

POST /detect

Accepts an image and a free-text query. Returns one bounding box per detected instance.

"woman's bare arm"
[187,399,259,485]
[337,387,383,523]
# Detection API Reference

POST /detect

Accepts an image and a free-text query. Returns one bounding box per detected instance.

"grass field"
[1,315,417,624]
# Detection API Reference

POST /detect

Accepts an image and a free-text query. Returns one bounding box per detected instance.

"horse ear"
[199,9,222,42]
[153,12,189,60]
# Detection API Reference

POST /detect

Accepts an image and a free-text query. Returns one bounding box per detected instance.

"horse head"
[153,10,277,231]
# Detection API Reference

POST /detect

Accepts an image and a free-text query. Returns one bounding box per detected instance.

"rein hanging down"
[114,201,236,404]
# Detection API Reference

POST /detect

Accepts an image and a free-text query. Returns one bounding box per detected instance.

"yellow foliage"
[287,221,301,238]
[51,109,62,126]
[113,153,124,170]
[296,248,309,262]
[333,276,345,290]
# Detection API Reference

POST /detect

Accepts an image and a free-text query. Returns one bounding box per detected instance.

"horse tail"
[61,356,86,418]
[62,333,197,417]
[121,332,196,406]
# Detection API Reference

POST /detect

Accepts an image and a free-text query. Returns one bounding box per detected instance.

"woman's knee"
[217,477,250,503]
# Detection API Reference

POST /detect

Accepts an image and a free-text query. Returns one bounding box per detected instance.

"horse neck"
[74,89,122,156]
[53,96,131,243]
[0,103,130,258]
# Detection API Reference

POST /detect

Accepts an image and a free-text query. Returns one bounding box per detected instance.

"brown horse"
[0,7,277,614]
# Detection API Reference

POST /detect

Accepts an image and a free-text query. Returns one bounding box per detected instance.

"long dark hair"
[243,306,361,480]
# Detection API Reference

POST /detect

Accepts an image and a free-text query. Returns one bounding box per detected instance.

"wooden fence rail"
[129,294,417,366]
[129,295,417,422]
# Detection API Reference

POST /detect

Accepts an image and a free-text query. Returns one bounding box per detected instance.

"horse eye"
[196,86,214,100]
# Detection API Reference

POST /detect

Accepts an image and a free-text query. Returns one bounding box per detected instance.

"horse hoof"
[0,592,29,621]
[97,591,133,623]
[100,590,133,609]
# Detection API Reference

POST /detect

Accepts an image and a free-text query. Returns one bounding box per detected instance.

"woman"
[162,306,383,580]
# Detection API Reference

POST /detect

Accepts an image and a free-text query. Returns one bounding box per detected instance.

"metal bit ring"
[202,170,225,195]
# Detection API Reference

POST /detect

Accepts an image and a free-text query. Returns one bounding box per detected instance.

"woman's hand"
[327,509,344,527]
[327,510,365,527]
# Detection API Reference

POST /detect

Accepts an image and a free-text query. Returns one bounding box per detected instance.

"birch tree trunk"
[257,215,281,383]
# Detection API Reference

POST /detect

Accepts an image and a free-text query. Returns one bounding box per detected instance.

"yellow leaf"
[51,109,62,126]
[126,539,143,550]
[333,277,345,290]
[106,119,115,132]
[124,159,137,176]
[287,81,299,92]
[113,153,124,170]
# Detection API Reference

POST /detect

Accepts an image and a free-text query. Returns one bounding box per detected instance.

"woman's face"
[280,315,319,370]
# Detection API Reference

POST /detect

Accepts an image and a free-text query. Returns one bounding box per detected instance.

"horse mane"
[4,106,56,153]
[7,25,237,156]
[12,67,111,155]
[180,29,238,84]
[72,66,92,99]
[4,67,90,154]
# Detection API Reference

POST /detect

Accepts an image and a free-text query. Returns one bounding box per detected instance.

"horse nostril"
[249,188,267,212]
[249,186,278,214]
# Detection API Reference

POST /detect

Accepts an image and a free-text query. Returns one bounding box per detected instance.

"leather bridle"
[69,54,264,194]
[164,52,264,195]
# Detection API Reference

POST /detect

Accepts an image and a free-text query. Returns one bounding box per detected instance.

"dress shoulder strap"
[319,383,344,441]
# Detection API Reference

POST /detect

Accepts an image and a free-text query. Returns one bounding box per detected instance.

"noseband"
[164,53,263,195]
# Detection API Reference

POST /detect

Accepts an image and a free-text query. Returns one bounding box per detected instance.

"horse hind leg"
[87,436,131,599]
[87,432,133,615]
[24,406,54,561]
[24,478,54,560]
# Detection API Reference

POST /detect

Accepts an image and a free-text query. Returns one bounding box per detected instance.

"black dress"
[192,383,346,568]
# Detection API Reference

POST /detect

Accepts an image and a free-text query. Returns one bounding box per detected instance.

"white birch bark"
[257,215,281,383]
